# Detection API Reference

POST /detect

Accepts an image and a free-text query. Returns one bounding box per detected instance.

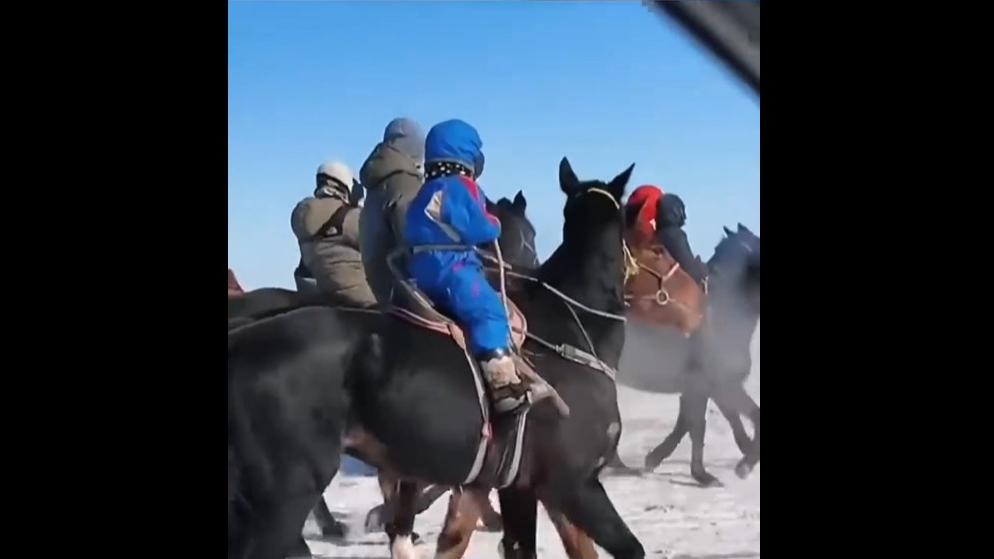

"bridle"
[623,248,702,317]
[576,188,640,282]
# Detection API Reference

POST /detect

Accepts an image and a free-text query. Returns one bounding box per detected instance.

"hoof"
[603,464,643,477]
[643,453,663,472]
[287,538,312,558]
[364,505,385,533]
[391,534,417,559]
[691,470,724,488]
[499,540,537,559]
[478,512,503,532]
[735,460,755,479]
[318,519,348,540]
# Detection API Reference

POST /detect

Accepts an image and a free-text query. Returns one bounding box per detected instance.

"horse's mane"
[711,232,740,265]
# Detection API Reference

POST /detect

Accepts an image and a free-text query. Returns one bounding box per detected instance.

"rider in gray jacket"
[358,118,425,304]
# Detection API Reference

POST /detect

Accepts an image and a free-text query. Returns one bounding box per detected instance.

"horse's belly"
[618,320,692,394]
[358,329,489,484]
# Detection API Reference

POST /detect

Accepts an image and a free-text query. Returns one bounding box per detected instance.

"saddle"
[387,277,528,353]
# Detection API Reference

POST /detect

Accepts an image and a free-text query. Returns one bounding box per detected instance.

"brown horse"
[623,235,706,336]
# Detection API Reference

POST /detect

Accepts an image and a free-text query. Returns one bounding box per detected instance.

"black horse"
[226,191,539,552]
[616,224,761,486]
[227,157,643,559]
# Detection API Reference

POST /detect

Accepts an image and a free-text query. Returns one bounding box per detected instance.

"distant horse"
[227,157,643,559]
[618,224,761,486]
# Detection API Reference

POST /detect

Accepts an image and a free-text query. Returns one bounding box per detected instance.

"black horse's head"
[537,157,634,323]
[558,156,634,246]
[709,223,761,314]
[487,190,540,269]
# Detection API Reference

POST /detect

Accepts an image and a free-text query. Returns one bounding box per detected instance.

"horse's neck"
[533,233,627,366]
[704,286,758,373]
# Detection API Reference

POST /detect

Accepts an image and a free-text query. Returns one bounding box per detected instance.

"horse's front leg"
[310,496,347,539]
[498,486,538,559]
[644,395,689,472]
[685,389,722,487]
[543,477,644,559]
[435,487,490,559]
[546,503,598,559]
[387,480,419,559]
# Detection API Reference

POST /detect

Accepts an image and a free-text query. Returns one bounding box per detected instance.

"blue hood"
[424,119,485,177]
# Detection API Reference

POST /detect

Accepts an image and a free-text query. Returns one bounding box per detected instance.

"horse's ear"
[723,226,735,237]
[559,157,579,194]
[738,222,754,236]
[513,190,527,212]
[608,163,635,200]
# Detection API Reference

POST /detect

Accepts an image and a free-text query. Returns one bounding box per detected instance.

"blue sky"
[229,1,759,289]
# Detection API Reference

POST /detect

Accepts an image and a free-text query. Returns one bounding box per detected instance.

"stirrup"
[492,384,531,414]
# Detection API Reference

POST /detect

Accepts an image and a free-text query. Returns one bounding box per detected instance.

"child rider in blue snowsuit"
[404,119,527,414]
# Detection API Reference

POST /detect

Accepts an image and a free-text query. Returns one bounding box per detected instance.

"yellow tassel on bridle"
[622,242,640,282]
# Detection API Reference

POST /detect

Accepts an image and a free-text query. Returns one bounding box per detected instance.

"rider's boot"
[479,348,529,414]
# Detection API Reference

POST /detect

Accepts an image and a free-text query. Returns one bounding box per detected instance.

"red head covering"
[625,185,665,246]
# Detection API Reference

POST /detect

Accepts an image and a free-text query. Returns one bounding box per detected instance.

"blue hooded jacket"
[405,120,500,279]
[403,120,508,355]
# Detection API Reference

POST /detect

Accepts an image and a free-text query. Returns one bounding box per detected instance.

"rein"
[412,187,630,381]
[498,186,633,380]
[624,250,700,316]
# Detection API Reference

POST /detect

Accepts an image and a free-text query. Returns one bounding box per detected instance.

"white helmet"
[316,161,354,195]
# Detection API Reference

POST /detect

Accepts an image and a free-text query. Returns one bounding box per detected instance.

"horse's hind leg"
[715,395,752,456]
[644,396,689,471]
[686,390,722,487]
[545,478,644,559]
[245,493,318,559]
[415,484,450,514]
[363,472,397,532]
[386,480,419,559]
[727,385,760,478]
[546,504,598,559]
[310,496,346,539]
[288,536,312,558]
[602,451,642,477]
[364,473,425,543]
[435,488,488,559]
[478,491,503,532]
[497,487,538,559]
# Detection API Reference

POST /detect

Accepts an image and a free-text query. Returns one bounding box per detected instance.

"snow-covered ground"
[305,327,760,558]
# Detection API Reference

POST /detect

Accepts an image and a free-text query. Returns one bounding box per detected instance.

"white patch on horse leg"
[607,421,621,440]
[392,535,418,559]
[598,422,622,467]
